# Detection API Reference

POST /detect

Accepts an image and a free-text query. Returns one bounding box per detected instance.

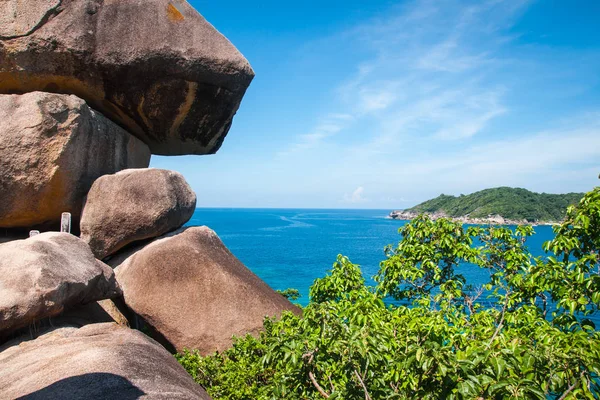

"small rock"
[80,168,197,259]
[0,232,121,338]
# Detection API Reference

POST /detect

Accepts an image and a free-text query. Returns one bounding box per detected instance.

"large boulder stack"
[0,92,150,229]
[0,0,292,397]
[0,0,254,155]
[80,169,196,259]
[112,227,300,354]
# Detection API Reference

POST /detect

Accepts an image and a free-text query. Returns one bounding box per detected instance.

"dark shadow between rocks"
[108,294,177,354]
[0,221,82,241]
[0,301,124,349]
[16,373,145,399]
[133,313,178,355]
[0,228,29,244]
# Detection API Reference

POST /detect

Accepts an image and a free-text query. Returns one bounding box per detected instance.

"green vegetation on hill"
[178,187,600,399]
[408,187,584,222]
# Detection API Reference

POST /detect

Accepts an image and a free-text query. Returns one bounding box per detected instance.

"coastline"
[388,210,558,226]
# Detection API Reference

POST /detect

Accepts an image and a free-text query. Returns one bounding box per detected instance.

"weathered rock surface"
[80,168,196,259]
[0,232,121,337]
[0,0,254,155]
[0,323,211,399]
[113,227,300,354]
[0,92,151,229]
[0,0,61,38]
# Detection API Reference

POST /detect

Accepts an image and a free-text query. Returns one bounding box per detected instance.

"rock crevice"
[0,0,62,39]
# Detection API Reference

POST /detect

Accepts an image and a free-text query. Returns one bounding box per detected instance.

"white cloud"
[343,186,368,203]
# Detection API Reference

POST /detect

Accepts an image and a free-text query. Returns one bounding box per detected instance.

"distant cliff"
[389,187,584,225]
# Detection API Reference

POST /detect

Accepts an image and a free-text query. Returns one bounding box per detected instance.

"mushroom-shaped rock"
[0,233,121,338]
[0,0,254,155]
[0,92,151,229]
[113,227,300,355]
[80,168,197,259]
[0,323,211,399]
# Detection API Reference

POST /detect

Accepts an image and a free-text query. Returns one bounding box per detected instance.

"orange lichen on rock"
[167,3,185,22]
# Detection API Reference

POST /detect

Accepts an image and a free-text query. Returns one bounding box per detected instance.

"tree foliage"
[177,187,600,399]
[277,288,302,301]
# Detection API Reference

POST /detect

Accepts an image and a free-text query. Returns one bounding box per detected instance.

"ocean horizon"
[186,207,557,307]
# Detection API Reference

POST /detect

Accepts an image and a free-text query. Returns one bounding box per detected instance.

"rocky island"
[389,187,584,225]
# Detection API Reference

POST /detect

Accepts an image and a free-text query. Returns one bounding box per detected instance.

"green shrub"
[177,187,600,399]
[277,288,301,301]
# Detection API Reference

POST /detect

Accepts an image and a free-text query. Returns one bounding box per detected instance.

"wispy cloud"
[279,0,599,198]
[339,0,529,147]
[337,116,600,204]
[417,39,492,73]
[280,0,532,158]
[277,113,354,156]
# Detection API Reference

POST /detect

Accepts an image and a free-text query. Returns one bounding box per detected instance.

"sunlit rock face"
[0,92,150,229]
[113,226,302,355]
[80,168,197,259]
[0,233,121,339]
[0,0,254,155]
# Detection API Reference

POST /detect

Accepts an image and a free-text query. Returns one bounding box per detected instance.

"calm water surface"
[187,208,556,307]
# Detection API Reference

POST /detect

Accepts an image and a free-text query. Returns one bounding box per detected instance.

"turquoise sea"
[187,208,556,307]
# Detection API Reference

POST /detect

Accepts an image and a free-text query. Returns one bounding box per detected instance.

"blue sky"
[151,0,600,209]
